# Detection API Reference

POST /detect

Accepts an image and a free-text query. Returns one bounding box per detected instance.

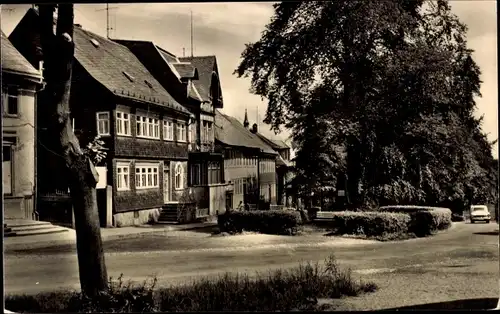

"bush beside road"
[315,206,453,240]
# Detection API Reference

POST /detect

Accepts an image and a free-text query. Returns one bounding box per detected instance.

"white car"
[470,205,491,223]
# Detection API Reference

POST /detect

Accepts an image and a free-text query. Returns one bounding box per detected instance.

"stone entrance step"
[4,220,69,237]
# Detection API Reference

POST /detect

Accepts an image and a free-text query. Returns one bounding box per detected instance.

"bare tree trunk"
[38,4,108,297]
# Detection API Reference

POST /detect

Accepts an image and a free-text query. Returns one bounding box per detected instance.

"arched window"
[175,163,184,189]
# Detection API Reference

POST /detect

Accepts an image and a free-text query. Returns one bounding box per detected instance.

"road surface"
[5,222,499,310]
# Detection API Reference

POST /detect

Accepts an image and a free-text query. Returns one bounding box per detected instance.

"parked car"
[470,205,491,223]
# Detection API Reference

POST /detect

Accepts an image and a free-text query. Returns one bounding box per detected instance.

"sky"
[1,2,497,157]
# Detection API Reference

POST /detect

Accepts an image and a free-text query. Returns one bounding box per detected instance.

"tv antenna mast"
[96,3,118,39]
[190,10,194,57]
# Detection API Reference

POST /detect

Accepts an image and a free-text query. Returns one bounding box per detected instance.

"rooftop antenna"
[190,10,194,57]
[96,3,118,39]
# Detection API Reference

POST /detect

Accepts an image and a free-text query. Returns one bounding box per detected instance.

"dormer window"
[90,38,100,48]
[123,71,134,82]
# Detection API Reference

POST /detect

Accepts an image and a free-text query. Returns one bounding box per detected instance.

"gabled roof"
[1,30,41,79]
[16,8,188,114]
[72,28,188,113]
[113,39,203,103]
[271,139,289,150]
[179,55,222,105]
[215,110,276,155]
[255,132,290,151]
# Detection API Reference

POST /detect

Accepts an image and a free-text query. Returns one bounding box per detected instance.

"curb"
[5,223,218,252]
[102,223,217,241]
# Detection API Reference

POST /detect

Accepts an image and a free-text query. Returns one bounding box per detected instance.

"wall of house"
[112,159,165,212]
[208,183,231,215]
[112,105,190,159]
[113,208,161,227]
[2,87,37,199]
[223,151,259,208]
[259,158,277,205]
[2,76,40,220]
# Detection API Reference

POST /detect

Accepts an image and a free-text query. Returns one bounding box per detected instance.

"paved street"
[5,222,499,310]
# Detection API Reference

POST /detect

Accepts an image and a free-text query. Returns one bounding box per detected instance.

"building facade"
[256,133,293,206]
[8,9,203,226]
[1,30,44,220]
[215,110,278,209]
[115,40,229,218]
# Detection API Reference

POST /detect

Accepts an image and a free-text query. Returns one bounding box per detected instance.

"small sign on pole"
[96,167,107,189]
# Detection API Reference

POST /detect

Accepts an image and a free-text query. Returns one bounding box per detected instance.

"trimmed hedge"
[218,210,302,235]
[316,205,452,239]
[323,211,411,238]
[379,205,452,237]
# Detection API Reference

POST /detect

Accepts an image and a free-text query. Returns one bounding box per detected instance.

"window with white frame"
[136,114,160,139]
[177,122,187,142]
[116,162,131,191]
[116,111,131,136]
[175,163,184,189]
[201,120,213,143]
[135,163,159,189]
[4,87,18,115]
[163,120,174,141]
[96,112,110,136]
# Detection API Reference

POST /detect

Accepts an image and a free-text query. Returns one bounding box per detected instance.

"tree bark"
[38,4,108,297]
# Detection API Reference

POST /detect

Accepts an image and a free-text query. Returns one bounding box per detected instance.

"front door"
[163,170,170,203]
[3,145,12,195]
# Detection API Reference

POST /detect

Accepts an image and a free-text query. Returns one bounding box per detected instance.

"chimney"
[251,123,258,134]
[243,109,249,128]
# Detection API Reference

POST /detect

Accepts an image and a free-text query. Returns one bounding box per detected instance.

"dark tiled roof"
[1,30,41,78]
[113,39,203,103]
[73,27,188,113]
[271,139,289,149]
[157,46,179,64]
[172,63,198,80]
[215,110,276,155]
[256,132,290,150]
[179,56,216,102]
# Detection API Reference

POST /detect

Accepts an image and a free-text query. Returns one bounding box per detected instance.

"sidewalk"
[4,221,218,252]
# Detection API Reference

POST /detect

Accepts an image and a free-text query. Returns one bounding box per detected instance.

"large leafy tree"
[235,0,497,210]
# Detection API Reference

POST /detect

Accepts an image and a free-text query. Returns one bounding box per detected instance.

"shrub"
[218,210,302,235]
[5,255,377,312]
[408,208,452,237]
[451,213,465,222]
[322,211,411,238]
[298,209,311,224]
[379,205,452,237]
